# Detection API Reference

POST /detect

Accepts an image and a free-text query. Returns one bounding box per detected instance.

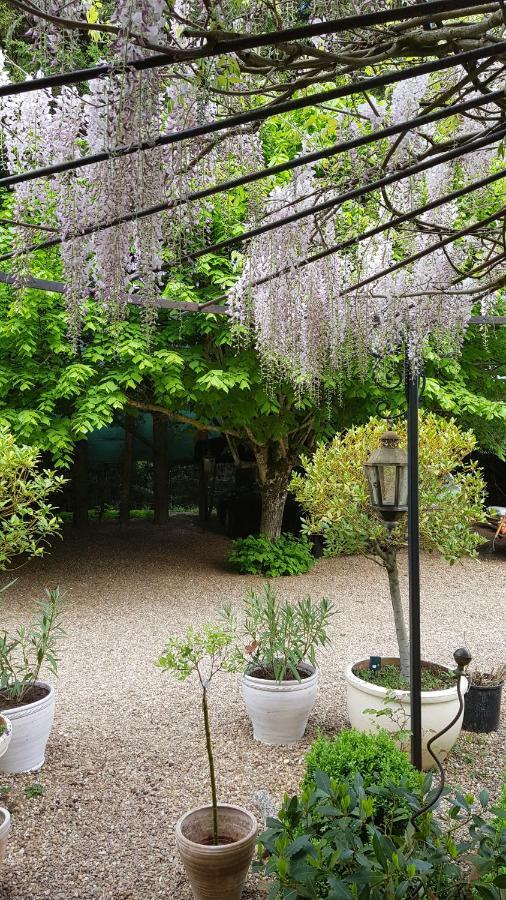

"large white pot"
[345,658,467,770]
[0,681,55,774]
[241,662,318,746]
[0,807,10,866]
[0,715,12,760]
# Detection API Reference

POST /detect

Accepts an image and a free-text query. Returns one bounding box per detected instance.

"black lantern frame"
[364,429,408,524]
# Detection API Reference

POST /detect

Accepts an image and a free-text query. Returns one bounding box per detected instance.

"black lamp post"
[363,429,408,527]
[363,413,423,771]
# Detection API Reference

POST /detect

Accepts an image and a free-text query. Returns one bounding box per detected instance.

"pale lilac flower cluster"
[230,162,487,390]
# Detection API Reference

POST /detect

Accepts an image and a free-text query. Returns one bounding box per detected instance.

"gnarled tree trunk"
[72,439,89,529]
[255,444,294,540]
[119,415,134,527]
[152,414,169,525]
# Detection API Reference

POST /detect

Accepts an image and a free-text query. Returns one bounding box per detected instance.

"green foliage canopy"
[291,413,487,564]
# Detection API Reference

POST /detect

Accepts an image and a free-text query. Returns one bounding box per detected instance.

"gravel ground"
[0,518,504,900]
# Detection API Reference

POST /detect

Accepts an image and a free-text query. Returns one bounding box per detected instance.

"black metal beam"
[1,271,505,324]
[406,360,423,770]
[0,0,498,99]
[2,40,506,192]
[3,89,501,263]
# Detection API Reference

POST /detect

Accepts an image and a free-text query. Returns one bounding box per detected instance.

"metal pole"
[406,358,423,770]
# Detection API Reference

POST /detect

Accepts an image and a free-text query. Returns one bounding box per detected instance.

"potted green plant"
[0,588,64,773]
[239,583,334,746]
[157,620,257,900]
[463,663,506,734]
[292,413,487,768]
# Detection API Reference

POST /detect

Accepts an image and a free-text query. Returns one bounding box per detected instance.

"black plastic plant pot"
[462,682,503,733]
[309,534,325,559]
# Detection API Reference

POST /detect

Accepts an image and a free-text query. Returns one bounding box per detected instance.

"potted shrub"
[0,588,64,774]
[292,413,487,768]
[239,583,333,746]
[157,619,257,900]
[463,663,506,734]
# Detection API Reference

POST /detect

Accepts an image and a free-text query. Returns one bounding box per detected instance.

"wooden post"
[152,414,169,525]
[72,439,89,528]
[119,415,134,527]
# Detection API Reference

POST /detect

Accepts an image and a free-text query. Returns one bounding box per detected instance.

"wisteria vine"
[0,0,504,377]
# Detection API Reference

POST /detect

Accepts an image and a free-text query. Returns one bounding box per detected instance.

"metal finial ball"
[453,647,472,671]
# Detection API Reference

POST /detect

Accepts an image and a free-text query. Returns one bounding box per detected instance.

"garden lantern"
[364,429,408,525]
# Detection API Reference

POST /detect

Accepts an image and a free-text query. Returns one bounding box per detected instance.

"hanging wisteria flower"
[229,163,486,391]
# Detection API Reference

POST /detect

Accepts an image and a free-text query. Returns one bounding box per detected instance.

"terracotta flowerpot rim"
[346,657,466,703]
[176,804,258,852]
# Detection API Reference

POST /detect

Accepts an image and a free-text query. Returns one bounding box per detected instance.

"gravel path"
[0,518,504,900]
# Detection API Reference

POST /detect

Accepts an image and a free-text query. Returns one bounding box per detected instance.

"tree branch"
[127,399,243,438]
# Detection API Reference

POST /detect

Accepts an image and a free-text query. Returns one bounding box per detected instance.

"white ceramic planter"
[0,807,10,866]
[241,662,318,745]
[345,658,467,770]
[0,681,55,774]
[0,715,12,760]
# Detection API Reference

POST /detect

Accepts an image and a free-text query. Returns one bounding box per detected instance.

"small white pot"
[0,715,12,760]
[0,681,55,774]
[345,658,467,770]
[241,662,318,746]
[0,807,10,866]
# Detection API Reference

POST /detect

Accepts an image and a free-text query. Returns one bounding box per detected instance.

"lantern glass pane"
[379,464,397,507]
[397,465,408,507]
[365,466,380,506]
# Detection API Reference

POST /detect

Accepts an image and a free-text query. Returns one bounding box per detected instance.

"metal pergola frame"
[1,2,505,771]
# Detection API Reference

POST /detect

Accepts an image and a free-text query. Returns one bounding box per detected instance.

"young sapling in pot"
[157,618,258,900]
[157,618,244,845]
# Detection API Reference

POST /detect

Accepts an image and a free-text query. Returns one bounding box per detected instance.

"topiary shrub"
[228,533,315,576]
[302,729,422,820]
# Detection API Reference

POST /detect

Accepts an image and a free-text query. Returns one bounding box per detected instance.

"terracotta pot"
[175,804,257,900]
[241,662,318,746]
[0,807,10,866]
[344,657,467,770]
[0,681,55,773]
[0,715,12,760]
